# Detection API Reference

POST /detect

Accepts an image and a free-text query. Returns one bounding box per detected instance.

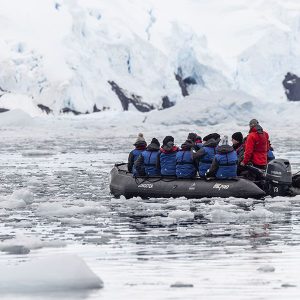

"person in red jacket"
[241,119,269,170]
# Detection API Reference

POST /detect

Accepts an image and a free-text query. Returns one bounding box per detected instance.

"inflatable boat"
[110,159,300,199]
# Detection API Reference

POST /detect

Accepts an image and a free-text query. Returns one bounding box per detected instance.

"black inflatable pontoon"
[110,163,266,199]
[110,159,300,199]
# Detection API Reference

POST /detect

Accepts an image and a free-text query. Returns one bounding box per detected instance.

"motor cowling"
[265,159,292,197]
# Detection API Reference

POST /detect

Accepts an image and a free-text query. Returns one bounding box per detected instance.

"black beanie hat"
[163,135,174,146]
[187,132,197,142]
[203,133,220,142]
[195,135,202,142]
[232,132,243,144]
[151,138,160,147]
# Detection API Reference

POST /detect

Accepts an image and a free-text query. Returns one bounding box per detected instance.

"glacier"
[1,0,300,120]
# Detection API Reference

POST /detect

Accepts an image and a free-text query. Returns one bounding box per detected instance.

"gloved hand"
[205,171,214,180]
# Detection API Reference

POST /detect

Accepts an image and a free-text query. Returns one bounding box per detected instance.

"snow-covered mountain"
[0,0,300,118]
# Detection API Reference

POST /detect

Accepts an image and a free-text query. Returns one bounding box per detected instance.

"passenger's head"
[187,132,197,142]
[231,132,243,145]
[220,135,229,146]
[163,135,174,146]
[134,133,146,146]
[203,133,220,142]
[150,138,160,147]
[195,135,202,143]
[249,119,259,129]
[181,139,193,150]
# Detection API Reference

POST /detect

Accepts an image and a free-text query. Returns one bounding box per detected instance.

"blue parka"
[128,142,147,176]
[193,138,220,177]
[176,142,196,178]
[134,142,160,176]
[157,143,178,176]
[206,144,238,179]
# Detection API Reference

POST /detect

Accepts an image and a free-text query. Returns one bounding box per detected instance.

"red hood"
[250,125,264,134]
[160,146,178,153]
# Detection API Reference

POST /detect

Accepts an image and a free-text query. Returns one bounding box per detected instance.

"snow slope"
[0,0,300,117]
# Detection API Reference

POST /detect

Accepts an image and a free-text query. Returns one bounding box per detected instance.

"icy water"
[0,128,300,300]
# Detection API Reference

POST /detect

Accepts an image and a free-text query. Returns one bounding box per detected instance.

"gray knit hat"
[134,133,146,145]
[249,119,259,127]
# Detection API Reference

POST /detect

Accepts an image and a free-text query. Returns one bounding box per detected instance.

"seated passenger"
[232,132,243,152]
[176,139,197,178]
[128,133,147,176]
[206,135,238,179]
[157,136,178,176]
[193,133,220,177]
[187,132,197,142]
[194,135,203,151]
[134,138,160,176]
[187,132,202,151]
[268,141,275,162]
[232,132,244,175]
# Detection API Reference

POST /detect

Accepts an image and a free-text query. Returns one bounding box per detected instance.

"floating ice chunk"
[0,245,31,255]
[37,202,108,217]
[247,207,274,219]
[141,216,176,226]
[0,234,66,253]
[0,189,34,209]
[0,197,26,209]
[11,189,34,204]
[257,265,275,272]
[211,209,238,223]
[168,210,194,221]
[0,254,103,293]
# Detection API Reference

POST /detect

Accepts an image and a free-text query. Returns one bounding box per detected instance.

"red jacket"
[243,127,269,166]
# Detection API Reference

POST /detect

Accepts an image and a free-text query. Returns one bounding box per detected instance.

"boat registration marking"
[213,183,230,190]
[138,183,153,189]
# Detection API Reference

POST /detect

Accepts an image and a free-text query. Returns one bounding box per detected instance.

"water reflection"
[0,133,300,299]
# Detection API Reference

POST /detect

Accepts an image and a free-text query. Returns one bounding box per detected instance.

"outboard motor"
[265,159,292,197]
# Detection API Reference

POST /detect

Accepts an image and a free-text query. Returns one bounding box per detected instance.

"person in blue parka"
[176,139,197,178]
[128,133,147,176]
[193,133,220,177]
[205,135,238,179]
[156,136,178,176]
[187,132,203,151]
[134,138,161,176]
[268,141,275,162]
[194,135,203,151]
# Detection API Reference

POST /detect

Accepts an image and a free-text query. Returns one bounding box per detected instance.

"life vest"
[142,150,160,176]
[132,149,144,176]
[199,146,216,177]
[194,142,203,151]
[215,150,238,179]
[160,151,177,176]
[267,149,275,162]
[176,150,196,178]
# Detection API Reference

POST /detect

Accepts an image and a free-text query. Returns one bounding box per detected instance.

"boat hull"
[110,164,266,199]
